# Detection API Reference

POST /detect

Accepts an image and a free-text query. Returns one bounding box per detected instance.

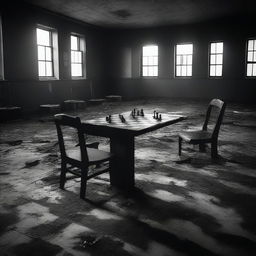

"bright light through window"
[37,28,53,77]
[246,39,256,77]
[209,42,223,77]
[71,35,84,77]
[142,45,158,77]
[175,43,193,77]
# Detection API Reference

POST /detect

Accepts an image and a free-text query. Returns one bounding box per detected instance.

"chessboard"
[84,111,184,133]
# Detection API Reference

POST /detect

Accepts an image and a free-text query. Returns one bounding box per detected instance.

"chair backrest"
[54,114,89,163]
[202,99,226,139]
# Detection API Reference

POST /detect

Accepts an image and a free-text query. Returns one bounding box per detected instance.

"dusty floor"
[0,98,256,256]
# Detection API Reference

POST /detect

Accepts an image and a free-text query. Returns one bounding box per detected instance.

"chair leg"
[60,161,67,189]
[178,136,182,156]
[80,167,88,199]
[211,141,218,158]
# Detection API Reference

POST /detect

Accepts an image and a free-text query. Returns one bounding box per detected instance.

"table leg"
[110,135,135,189]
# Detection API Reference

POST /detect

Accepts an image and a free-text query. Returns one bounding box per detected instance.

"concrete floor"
[0,98,256,256]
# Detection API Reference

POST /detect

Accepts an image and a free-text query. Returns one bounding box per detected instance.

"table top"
[82,111,185,137]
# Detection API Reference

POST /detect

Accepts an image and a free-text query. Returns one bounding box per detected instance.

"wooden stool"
[88,99,105,105]
[63,100,86,111]
[0,106,22,122]
[40,104,61,114]
[105,95,122,102]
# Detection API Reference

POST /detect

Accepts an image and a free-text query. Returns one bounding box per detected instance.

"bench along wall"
[106,16,256,103]
[0,2,109,112]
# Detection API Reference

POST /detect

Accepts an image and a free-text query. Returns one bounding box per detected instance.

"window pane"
[148,56,154,65]
[75,51,82,63]
[187,55,192,65]
[143,57,148,65]
[153,66,158,76]
[177,44,193,54]
[181,66,186,76]
[176,66,181,76]
[210,55,216,65]
[216,54,223,64]
[45,47,52,61]
[38,46,45,60]
[248,40,254,51]
[143,67,148,76]
[247,63,252,76]
[248,51,253,61]
[46,62,53,76]
[71,35,78,50]
[211,43,216,54]
[253,52,256,62]
[216,65,222,76]
[37,28,50,46]
[253,64,256,76]
[210,65,215,76]
[38,61,46,76]
[71,63,82,76]
[187,65,192,76]
[176,55,181,65]
[153,56,158,65]
[143,45,158,56]
[216,42,223,53]
[148,66,154,76]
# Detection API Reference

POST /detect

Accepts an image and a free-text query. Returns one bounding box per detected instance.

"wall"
[106,16,256,102]
[0,1,110,112]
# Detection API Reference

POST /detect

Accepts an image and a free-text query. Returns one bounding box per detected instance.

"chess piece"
[109,115,112,123]
[141,109,144,116]
[153,110,156,119]
[106,116,109,122]
[156,112,158,119]
[158,114,162,121]
[137,110,140,116]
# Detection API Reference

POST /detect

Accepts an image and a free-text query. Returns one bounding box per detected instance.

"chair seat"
[179,130,213,144]
[66,148,112,165]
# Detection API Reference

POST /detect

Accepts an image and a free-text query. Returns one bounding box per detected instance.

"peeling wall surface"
[0,99,256,255]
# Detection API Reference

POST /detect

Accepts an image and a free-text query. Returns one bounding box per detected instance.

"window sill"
[71,77,87,80]
[39,77,59,81]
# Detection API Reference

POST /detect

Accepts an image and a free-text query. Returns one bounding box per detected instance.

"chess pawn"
[141,109,144,116]
[158,114,162,121]
[156,112,158,119]
[153,110,156,119]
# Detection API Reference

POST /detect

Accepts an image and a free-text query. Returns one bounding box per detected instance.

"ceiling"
[24,0,253,28]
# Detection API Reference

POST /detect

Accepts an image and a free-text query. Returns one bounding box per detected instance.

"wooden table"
[82,111,185,190]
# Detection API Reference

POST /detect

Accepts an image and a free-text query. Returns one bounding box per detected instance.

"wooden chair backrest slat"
[202,99,226,139]
[54,114,89,164]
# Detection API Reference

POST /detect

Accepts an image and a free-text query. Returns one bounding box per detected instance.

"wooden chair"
[178,99,226,158]
[54,114,112,199]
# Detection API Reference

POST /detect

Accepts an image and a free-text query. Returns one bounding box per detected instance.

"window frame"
[209,41,224,78]
[0,15,4,80]
[246,38,256,78]
[71,34,85,79]
[141,44,159,78]
[36,25,59,80]
[174,43,193,78]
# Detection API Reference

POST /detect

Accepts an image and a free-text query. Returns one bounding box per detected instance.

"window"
[36,26,58,79]
[175,43,193,77]
[0,15,4,80]
[142,45,158,77]
[246,39,256,77]
[37,28,53,77]
[209,42,223,77]
[71,34,85,78]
